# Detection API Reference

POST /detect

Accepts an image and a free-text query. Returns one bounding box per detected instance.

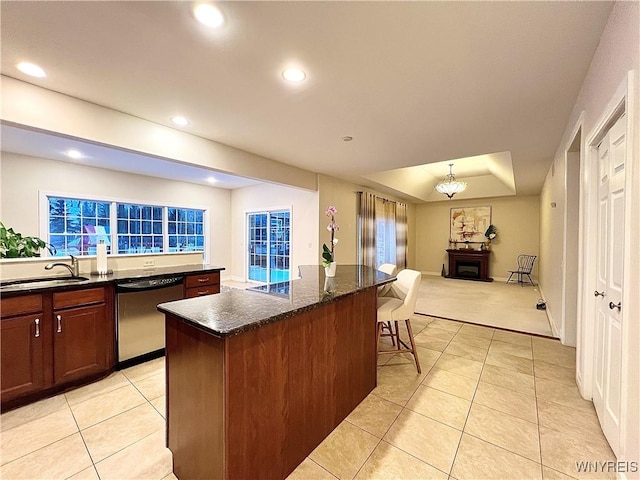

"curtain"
[395,202,408,269]
[357,192,377,267]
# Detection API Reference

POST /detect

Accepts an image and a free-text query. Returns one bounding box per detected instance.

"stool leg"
[387,321,396,346]
[405,319,421,374]
[393,321,400,350]
[376,322,383,349]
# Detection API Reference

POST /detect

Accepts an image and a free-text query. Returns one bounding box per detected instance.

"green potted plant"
[0,222,54,258]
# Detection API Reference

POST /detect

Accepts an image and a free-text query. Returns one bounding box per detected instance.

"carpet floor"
[415,275,554,337]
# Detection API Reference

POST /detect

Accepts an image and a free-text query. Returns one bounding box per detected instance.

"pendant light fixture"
[435,163,467,199]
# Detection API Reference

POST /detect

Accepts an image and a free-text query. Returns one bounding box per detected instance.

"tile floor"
[0,316,615,480]
[0,357,175,480]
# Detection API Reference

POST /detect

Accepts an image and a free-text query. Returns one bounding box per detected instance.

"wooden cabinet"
[184,272,220,298]
[53,288,111,384]
[1,286,114,410]
[0,295,48,400]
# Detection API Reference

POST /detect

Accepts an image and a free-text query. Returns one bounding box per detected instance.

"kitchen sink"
[0,276,91,292]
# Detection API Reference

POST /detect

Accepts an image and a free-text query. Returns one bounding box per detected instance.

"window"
[168,207,205,253]
[376,218,396,266]
[48,197,111,256]
[43,194,207,257]
[375,198,397,267]
[117,203,164,254]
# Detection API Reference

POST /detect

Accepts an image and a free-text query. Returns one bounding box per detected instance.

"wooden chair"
[506,254,537,286]
[376,269,422,374]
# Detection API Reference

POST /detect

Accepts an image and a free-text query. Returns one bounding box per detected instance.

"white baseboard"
[538,284,560,339]
[421,271,441,276]
[422,272,511,283]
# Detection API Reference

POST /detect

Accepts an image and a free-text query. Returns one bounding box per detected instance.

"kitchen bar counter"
[160,265,394,480]
[157,264,394,337]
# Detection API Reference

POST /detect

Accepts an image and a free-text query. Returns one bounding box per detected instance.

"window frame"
[39,190,210,262]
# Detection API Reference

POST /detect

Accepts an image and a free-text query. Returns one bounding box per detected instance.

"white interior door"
[593,114,626,457]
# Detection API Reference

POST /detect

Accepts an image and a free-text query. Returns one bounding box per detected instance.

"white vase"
[324,262,337,277]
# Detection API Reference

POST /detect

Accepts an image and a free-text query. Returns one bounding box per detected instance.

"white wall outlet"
[143,259,155,267]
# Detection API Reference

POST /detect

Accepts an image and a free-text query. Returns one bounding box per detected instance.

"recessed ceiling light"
[207,176,218,184]
[171,116,190,126]
[193,3,224,28]
[66,149,83,159]
[282,68,306,83]
[16,62,46,78]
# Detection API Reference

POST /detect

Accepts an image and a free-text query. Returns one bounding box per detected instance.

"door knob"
[609,301,621,311]
[594,291,605,297]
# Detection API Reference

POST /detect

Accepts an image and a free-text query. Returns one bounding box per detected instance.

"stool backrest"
[377,263,398,297]
[388,269,422,319]
[378,263,397,275]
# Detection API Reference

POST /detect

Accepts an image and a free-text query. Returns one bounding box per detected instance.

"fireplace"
[456,261,481,279]
[446,249,493,282]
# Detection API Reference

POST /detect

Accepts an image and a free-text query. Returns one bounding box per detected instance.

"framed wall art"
[450,206,491,243]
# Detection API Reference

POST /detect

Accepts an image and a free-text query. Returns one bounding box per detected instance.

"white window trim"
[38,190,210,262]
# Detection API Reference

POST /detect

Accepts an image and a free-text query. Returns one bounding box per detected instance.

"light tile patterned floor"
[0,316,615,480]
[289,315,616,480]
[0,357,175,480]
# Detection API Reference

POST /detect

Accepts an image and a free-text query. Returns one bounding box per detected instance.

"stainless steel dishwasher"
[116,276,184,367]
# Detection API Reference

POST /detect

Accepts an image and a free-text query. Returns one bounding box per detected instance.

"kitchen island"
[157,265,394,480]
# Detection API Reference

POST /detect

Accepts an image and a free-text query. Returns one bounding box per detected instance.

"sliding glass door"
[247,210,290,283]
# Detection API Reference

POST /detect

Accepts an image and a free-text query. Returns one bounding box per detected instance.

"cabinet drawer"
[54,287,106,309]
[185,285,220,298]
[1,295,43,318]
[185,273,220,289]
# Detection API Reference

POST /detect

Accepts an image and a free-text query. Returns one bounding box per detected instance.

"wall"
[317,174,417,269]
[539,1,639,469]
[0,152,231,277]
[229,183,319,281]
[1,76,317,191]
[539,160,565,338]
[415,195,540,281]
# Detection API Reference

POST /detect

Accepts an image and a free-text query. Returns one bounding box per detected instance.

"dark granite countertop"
[0,264,225,296]
[157,265,395,338]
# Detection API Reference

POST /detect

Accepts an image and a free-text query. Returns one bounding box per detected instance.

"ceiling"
[0,1,613,201]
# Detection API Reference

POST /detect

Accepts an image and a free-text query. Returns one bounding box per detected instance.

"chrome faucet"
[45,255,80,277]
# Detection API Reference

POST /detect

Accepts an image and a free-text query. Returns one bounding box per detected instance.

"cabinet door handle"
[198,278,209,283]
[56,314,62,333]
[35,318,40,338]
[197,290,209,296]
